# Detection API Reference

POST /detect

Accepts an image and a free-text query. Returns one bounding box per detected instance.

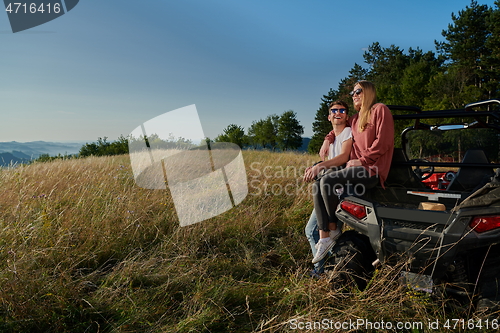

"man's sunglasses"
[349,88,363,96]
[330,108,347,114]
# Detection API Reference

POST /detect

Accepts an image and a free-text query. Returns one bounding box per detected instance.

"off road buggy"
[325,99,500,310]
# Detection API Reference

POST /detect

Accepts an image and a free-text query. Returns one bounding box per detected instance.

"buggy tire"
[324,230,376,291]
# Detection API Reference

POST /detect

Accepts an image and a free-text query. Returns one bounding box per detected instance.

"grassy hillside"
[0,151,477,332]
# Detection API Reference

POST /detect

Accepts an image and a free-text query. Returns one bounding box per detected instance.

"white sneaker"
[312,238,334,264]
[312,230,342,264]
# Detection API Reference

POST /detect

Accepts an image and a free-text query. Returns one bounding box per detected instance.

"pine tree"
[276,110,304,151]
[435,1,493,100]
[364,43,411,104]
[214,124,248,148]
[248,115,279,150]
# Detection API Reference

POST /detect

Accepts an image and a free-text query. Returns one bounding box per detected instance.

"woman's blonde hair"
[355,80,377,132]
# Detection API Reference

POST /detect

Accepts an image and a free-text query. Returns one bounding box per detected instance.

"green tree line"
[33,134,198,162]
[78,136,130,157]
[33,136,131,162]
[214,110,304,151]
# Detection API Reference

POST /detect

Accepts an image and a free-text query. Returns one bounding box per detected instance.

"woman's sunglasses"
[349,88,363,96]
[330,108,347,114]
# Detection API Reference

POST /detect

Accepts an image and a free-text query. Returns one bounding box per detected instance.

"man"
[303,100,352,270]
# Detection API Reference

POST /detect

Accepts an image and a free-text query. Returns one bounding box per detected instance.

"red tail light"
[340,201,367,219]
[469,216,500,233]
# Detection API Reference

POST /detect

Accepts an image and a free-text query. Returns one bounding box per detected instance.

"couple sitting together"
[303,80,394,274]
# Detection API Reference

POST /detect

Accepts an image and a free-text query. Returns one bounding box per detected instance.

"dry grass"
[0,151,480,332]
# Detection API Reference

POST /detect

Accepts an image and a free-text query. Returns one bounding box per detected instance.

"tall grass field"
[0,151,489,332]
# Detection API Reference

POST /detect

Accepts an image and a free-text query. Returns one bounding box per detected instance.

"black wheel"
[474,253,500,314]
[323,231,376,291]
[410,159,435,181]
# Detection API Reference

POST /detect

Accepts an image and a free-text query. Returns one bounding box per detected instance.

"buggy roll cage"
[387,99,500,169]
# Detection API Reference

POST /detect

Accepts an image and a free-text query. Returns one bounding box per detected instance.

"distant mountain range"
[0,141,85,166]
[299,137,311,152]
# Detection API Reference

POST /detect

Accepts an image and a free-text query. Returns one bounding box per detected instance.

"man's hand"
[303,165,320,182]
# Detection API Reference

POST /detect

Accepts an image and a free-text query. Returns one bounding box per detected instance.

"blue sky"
[0,0,497,143]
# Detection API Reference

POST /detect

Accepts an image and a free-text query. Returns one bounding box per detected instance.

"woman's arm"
[319,129,336,160]
[319,139,331,160]
[325,130,335,143]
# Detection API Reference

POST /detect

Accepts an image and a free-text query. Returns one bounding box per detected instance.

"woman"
[311,80,394,264]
